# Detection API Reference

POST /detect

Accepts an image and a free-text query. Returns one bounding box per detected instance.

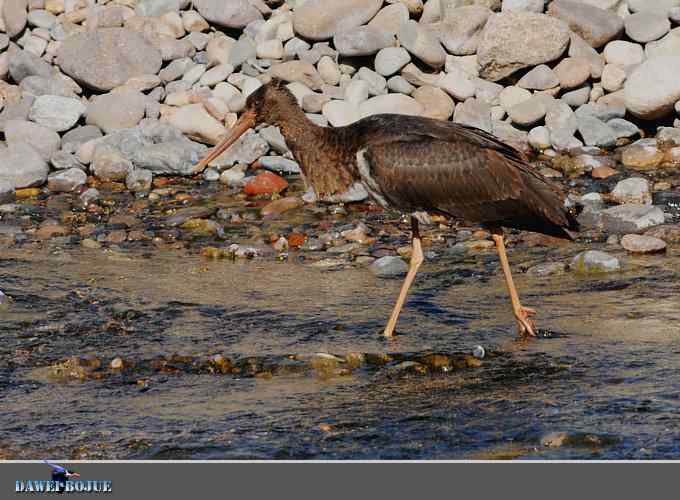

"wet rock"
[645,225,680,244]
[261,196,303,217]
[126,168,153,192]
[478,12,570,81]
[181,218,221,236]
[28,95,86,132]
[0,181,16,204]
[91,146,133,182]
[86,90,148,134]
[47,168,87,193]
[165,206,216,226]
[110,357,125,370]
[527,262,567,276]
[652,191,680,217]
[570,250,621,274]
[541,431,619,448]
[601,204,665,234]
[656,127,680,149]
[547,0,624,48]
[0,143,48,188]
[370,255,408,277]
[610,178,651,205]
[243,171,288,196]
[621,234,667,254]
[56,28,163,92]
[621,140,664,170]
[36,222,69,239]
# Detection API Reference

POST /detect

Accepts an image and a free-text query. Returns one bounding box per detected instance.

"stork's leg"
[490,231,537,337]
[383,216,424,338]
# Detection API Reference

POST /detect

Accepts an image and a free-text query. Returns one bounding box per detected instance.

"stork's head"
[195,78,298,171]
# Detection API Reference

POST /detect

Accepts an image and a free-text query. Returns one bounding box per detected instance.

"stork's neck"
[272,104,323,154]
[271,100,357,197]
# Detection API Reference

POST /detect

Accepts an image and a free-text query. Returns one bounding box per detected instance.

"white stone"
[322,100,360,127]
[374,47,411,77]
[624,56,680,119]
[359,94,424,118]
[160,103,227,145]
[318,56,341,85]
[499,86,532,111]
[28,95,86,132]
[603,40,644,67]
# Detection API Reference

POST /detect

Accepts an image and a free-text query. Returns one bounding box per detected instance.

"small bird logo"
[43,461,80,493]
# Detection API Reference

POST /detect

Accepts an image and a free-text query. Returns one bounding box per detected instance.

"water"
[2,245,680,460]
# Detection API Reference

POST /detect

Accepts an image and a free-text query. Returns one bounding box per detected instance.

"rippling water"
[2,245,680,459]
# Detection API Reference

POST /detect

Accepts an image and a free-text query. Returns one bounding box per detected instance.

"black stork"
[197,78,578,338]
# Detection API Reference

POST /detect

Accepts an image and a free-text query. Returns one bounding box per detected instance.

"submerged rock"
[370,256,408,277]
[620,234,667,254]
[570,250,621,274]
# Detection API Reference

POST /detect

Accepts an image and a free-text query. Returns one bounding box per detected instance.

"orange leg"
[383,217,423,338]
[491,231,537,337]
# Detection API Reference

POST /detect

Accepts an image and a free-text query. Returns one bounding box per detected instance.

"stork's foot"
[514,306,537,337]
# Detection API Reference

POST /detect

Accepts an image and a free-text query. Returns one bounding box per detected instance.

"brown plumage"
[197,78,578,338]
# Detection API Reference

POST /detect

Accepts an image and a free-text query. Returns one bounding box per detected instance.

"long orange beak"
[195,110,256,172]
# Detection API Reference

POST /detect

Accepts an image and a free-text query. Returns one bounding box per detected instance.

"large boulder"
[56,28,162,92]
[293,0,383,41]
[547,0,624,49]
[624,56,680,119]
[192,0,262,29]
[478,12,570,81]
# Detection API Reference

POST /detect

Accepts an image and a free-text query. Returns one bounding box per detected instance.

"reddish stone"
[591,166,618,179]
[287,232,306,248]
[243,172,288,196]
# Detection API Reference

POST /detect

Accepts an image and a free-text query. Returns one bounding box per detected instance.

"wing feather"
[356,128,576,237]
